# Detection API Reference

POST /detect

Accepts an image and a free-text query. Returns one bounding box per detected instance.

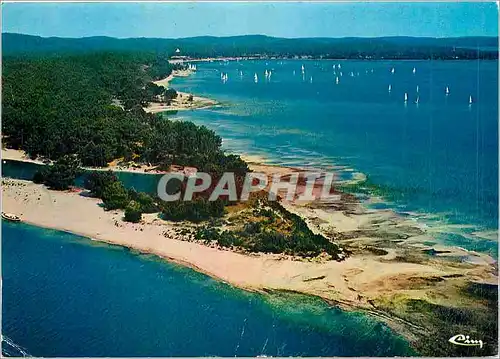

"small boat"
[254,73,258,83]
[388,84,392,92]
[469,95,473,104]
[335,76,339,85]
[2,212,21,222]
[310,76,313,83]
[445,86,450,95]
[412,67,416,74]
[301,64,305,73]
[391,67,395,74]
[265,69,269,78]
[416,85,419,93]
[404,93,408,102]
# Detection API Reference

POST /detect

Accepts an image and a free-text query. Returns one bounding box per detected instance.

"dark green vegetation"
[84,170,159,222]
[195,192,344,259]
[3,52,247,174]
[32,155,82,190]
[373,282,498,357]
[3,33,498,59]
[161,198,226,223]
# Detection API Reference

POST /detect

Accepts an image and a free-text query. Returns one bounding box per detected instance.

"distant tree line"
[3,33,498,60]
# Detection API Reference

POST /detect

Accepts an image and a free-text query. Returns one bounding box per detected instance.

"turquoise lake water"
[1,221,414,357]
[169,59,499,256]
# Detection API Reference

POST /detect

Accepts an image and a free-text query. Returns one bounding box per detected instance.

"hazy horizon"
[5,32,500,40]
[2,2,499,39]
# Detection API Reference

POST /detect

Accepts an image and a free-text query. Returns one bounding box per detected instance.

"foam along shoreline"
[144,69,219,113]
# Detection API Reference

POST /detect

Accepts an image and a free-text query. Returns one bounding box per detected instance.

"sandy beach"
[2,148,171,175]
[2,78,498,350]
[4,177,494,301]
[2,169,497,342]
[144,69,219,113]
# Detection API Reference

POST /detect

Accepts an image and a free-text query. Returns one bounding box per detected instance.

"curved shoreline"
[144,69,220,113]
[2,170,498,354]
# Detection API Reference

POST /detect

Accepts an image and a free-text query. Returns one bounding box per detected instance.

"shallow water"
[168,59,499,256]
[1,221,414,357]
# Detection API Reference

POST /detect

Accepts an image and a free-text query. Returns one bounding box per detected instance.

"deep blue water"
[1,221,414,357]
[169,59,499,256]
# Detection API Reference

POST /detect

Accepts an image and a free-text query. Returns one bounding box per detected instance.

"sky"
[2,2,499,39]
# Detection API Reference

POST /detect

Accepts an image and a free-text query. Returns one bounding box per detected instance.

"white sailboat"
[391,68,395,74]
[301,64,305,73]
[268,70,272,80]
[310,76,313,83]
[338,64,342,70]
[388,85,392,92]
[254,73,258,83]
[404,93,408,102]
[336,76,339,85]
[265,70,269,78]
[445,86,450,95]
[293,70,296,76]
[469,95,473,105]
[416,85,419,93]
[412,67,416,74]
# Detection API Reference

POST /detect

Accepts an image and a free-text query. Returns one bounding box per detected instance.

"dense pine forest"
[2,52,246,173]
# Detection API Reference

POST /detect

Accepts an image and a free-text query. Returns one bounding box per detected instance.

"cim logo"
[448,334,484,349]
